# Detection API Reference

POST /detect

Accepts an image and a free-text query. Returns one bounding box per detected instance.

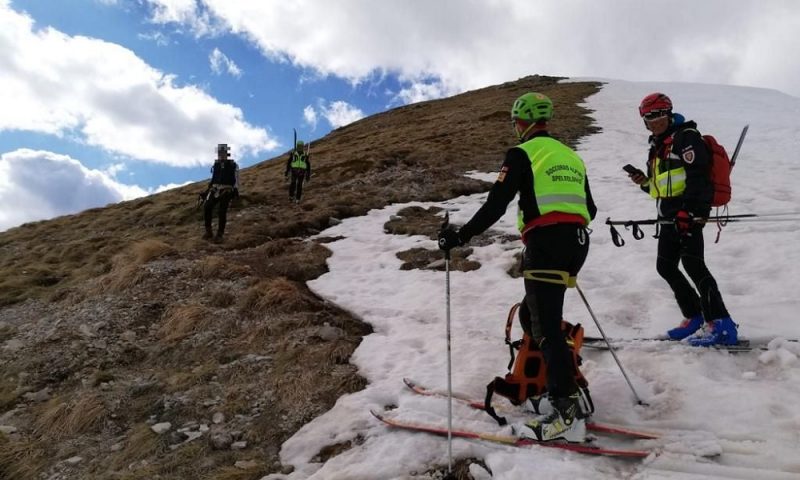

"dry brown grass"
[195,255,227,277]
[0,435,48,480]
[109,423,162,471]
[0,369,21,411]
[100,238,175,292]
[204,463,269,480]
[208,289,237,307]
[0,322,14,342]
[238,277,313,315]
[110,440,209,480]
[131,238,176,263]
[157,304,212,343]
[194,255,251,280]
[228,239,331,282]
[164,360,218,393]
[34,391,106,440]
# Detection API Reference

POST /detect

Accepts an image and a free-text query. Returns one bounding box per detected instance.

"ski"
[403,378,659,440]
[371,410,651,458]
[581,337,759,352]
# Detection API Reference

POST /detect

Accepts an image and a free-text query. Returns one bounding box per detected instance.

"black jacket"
[459,131,597,243]
[642,117,713,218]
[209,159,239,187]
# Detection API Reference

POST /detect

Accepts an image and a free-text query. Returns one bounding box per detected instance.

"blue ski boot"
[688,317,738,347]
[666,313,704,340]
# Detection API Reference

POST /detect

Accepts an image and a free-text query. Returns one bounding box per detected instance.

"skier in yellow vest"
[285,140,312,204]
[629,93,736,346]
[438,92,597,443]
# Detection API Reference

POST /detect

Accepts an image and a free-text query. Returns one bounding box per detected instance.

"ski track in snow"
[262,80,800,480]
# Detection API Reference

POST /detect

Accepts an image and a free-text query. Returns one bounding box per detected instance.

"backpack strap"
[505,303,522,370]
[484,382,508,425]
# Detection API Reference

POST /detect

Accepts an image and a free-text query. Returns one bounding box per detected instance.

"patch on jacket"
[681,146,695,164]
[497,166,509,183]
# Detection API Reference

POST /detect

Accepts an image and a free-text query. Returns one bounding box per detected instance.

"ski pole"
[605,213,800,247]
[575,283,648,406]
[606,213,760,226]
[439,212,454,475]
[729,124,749,169]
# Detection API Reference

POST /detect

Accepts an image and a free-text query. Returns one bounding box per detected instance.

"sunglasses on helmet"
[642,110,669,121]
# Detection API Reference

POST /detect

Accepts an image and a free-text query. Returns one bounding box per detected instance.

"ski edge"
[371,409,652,458]
[582,337,756,352]
[402,377,660,440]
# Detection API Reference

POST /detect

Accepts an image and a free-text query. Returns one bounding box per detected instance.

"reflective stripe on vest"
[515,137,591,232]
[648,156,686,199]
[291,151,307,169]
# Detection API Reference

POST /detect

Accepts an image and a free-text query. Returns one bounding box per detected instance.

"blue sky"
[1,0,799,231]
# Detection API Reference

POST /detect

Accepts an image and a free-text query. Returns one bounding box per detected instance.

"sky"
[2,0,800,232]
[259,79,800,479]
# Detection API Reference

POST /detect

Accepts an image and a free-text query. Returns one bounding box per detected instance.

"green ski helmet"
[511,92,554,123]
[296,140,305,149]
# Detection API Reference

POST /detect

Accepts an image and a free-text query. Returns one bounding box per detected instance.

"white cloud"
[154,180,193,193]
[137,31,171,46]
[303,105,318,130]
[393,80,455,105]
[142,0,800,99]
[103,162,127,178]
[145,0,224,37]
[0,149,150,232]
[209,47,242,78]
[0,3,276,168]
[320,101,364,128]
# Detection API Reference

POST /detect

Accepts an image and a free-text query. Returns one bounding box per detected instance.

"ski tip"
[369,409,385,421]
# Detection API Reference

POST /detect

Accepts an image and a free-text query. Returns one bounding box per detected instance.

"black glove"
[674,210,693,236]
[232,188,240,199]
[198,190,208,201]
[438,228,463,251]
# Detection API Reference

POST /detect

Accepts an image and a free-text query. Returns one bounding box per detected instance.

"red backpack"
[703,135,732,207]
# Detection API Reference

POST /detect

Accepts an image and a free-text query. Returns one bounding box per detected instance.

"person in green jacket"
[285,140,312,204]
[438,92,597,443]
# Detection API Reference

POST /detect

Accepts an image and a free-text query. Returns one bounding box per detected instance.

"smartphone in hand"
[622,164,644,176]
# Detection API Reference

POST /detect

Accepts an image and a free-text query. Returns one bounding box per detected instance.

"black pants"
[204,190,233,236]
[522,223,589,399]
[656,222,729,321]
[289,169,306,201]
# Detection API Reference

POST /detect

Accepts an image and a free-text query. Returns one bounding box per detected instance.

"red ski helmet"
[638,93,673,118]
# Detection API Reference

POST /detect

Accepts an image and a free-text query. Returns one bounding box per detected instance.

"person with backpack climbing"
[438,92,597,443]
[285,140,312,204]
[202,143,239,242]
[627,92,737,346]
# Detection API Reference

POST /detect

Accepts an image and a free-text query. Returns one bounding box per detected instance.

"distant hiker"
[627,93,737,346]
[438,92,597,443]
[203,143,239,242]
[285,140,311,204]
